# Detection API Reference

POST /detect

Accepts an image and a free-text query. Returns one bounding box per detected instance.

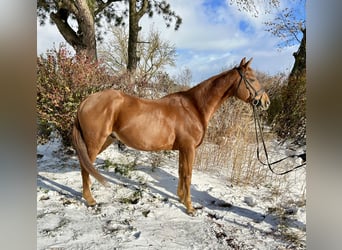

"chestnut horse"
[72,57,270,214]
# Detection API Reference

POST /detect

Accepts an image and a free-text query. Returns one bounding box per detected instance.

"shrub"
[37,44,113,146]
[267,75,306,145]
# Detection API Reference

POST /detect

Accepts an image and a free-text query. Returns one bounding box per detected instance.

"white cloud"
[140,0,248,51]
[138,0,297,83]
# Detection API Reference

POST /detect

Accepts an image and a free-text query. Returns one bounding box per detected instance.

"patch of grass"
[150,153,163,172]
[102,159,137,177]
[119,189,143,204]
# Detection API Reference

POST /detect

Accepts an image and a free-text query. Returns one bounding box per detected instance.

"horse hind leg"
[81,167,96,206]
[81,135,110,206]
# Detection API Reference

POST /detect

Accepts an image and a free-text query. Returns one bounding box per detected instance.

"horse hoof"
[187,208,196,216]
[85,199,97,207]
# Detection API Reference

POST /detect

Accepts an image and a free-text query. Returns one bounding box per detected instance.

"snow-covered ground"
[37,137,306,250]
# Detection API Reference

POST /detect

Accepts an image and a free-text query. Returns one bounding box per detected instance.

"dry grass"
[194,98,271,186]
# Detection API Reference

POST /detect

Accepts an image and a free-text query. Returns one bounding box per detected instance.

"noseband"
[236,68,264,105]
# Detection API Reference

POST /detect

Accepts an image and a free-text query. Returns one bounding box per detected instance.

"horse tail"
[72,116,108,186]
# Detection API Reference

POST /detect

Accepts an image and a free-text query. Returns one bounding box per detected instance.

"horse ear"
[245,58,253,68]
[239,57,246,67]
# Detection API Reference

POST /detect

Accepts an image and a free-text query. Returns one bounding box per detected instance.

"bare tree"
[264,5,305,48]
[99,25,176,81]
[230,0,306,78]
[139,27,176,79]
[127,0,182,72]
[99,26,129,72]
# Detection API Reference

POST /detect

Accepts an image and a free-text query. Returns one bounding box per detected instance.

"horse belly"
[114,122,175,151]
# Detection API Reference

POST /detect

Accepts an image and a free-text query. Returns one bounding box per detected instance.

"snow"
[37,136,306,249]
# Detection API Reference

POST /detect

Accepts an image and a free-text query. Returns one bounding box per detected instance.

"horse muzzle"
[253,92,270,110]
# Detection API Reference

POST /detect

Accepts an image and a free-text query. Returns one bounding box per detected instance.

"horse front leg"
[178,146,196,215]
[177,156,185,204]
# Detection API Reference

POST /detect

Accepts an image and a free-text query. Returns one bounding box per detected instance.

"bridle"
[236,68,265,106]
[236,68,306,175]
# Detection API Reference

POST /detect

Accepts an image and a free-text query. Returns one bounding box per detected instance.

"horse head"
[234,57,270,110]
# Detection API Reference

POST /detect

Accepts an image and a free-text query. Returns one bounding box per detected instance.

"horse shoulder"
[171,95,206,148]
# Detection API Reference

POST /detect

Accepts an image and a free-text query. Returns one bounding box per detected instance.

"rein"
[236,68,306,175]
[252,99,306,175]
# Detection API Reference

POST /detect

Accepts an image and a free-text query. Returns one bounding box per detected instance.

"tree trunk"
[50,0,97,61]
[127,0,149,72]
[75,0,97,60]
[127,0,139,72]
[289,28,306,82]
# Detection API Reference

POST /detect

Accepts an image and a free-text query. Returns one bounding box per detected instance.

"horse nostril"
[252,99,260,106]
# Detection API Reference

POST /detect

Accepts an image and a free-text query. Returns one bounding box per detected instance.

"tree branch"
[94,0,122,16]
[50,12,83,49]
[137,0,149,19]
[59,0,79,16]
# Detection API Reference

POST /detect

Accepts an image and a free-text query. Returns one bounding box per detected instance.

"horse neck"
[186,69,238,125]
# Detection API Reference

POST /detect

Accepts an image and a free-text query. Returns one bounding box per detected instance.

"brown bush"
[37,45,114,146]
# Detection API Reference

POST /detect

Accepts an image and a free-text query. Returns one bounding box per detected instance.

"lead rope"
[252,105,306,175]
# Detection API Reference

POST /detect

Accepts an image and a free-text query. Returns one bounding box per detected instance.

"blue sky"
[37,0,305,84]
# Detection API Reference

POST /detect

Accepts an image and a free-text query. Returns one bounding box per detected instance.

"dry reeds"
[194,98,271,186]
